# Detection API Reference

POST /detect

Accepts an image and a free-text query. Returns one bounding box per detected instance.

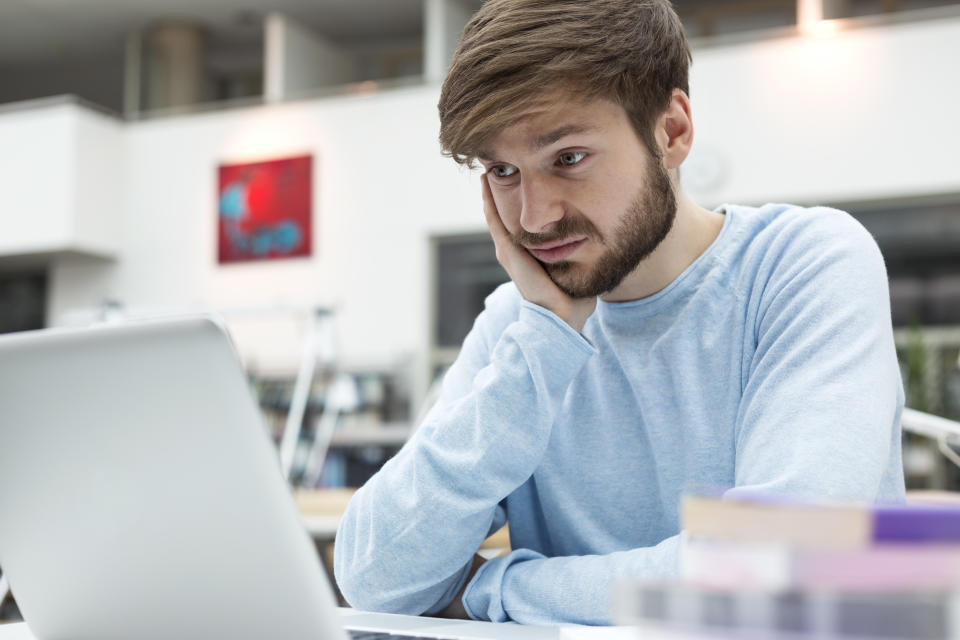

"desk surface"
[0,608,563,640]
[297,489,353,540]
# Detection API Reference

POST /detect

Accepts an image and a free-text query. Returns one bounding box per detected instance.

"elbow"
[335,575,405,614]
[334,563,438,615]
[333,535,428,615]
[332,497,405,613]
[333,567,390,613]
[333,535,385,612]
[333,488,467,615]
[334,538,462,615]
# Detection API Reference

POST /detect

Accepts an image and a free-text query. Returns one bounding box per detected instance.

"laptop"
[0,317,556,640]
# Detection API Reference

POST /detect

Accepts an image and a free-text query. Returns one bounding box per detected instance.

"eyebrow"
[531,124,593,151]
[478,123,596,163]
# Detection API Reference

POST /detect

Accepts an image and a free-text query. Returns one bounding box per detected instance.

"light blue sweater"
[334,203,905,625]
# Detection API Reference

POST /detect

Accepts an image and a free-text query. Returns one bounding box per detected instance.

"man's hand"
[482,174,596,333]
[432,554,487,620]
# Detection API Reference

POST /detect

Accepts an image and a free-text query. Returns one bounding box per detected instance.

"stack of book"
[614,495,960,639]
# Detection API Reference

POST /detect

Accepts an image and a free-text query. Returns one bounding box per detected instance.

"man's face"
[479,97,677,299]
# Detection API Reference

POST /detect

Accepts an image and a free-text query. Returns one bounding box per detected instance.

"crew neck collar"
[595,204,735,317]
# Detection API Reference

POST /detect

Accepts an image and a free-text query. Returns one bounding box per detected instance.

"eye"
[557,151,587,167]
[489,164,518,178]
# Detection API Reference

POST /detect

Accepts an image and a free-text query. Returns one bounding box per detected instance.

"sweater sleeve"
[333,288,596,615]
[463,209,905,626]
[726,208,906,503]
[463,535,684,625]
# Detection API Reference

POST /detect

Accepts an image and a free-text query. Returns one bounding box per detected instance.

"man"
[334,0,905,626]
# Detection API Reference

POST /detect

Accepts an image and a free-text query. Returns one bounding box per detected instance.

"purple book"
[685,493,960,546]
[873,505,960,542]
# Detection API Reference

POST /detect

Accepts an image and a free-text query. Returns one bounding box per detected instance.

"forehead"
[479,96,628,160]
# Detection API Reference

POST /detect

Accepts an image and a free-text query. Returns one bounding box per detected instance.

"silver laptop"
[0,318,561,640]
[0,316,354,640]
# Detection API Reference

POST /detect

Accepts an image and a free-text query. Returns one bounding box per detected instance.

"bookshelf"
[253,367,412,489]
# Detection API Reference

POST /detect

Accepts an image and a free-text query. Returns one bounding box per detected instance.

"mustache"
[510,213,603,248]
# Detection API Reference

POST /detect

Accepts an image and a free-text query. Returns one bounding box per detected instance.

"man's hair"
[438,0,692,167]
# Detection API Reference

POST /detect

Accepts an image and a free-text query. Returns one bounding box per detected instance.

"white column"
[798,0,851,26]
[264,13,286,102]
[264,12,357,103]
[123,30,142,118]
[797,0,824,26]
[423,0,476,84]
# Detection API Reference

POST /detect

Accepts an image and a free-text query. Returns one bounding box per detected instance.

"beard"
[511,157,677,299]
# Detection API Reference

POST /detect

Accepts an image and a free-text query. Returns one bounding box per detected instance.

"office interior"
[1,0,960,626]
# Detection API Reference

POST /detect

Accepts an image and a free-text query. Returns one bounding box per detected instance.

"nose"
[519,175,564,234]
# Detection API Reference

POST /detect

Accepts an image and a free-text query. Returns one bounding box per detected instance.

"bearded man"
[334,0,905,626]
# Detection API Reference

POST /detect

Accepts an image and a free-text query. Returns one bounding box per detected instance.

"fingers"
[481,174,511,246]
[481,174,515,267]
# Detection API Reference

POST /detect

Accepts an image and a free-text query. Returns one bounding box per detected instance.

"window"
[844,196,960,326]
[0,271,46,334]
[432,233,508,350]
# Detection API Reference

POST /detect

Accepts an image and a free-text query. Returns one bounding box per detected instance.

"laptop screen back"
[0,317,346,640]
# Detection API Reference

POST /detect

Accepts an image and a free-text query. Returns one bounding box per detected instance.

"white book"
[613,580,960,640]
[681,539,960,591]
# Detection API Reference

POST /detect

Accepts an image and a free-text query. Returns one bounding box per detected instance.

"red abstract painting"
[217,155,313,263]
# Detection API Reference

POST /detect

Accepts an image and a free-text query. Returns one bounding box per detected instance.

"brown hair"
[438,0,692,167]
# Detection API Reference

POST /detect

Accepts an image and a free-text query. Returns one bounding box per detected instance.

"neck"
[600,189,724,303]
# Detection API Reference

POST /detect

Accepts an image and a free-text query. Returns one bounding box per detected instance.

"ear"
[655,89,694,171]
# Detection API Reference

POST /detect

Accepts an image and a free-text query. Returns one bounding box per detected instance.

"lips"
[526,237,587,263]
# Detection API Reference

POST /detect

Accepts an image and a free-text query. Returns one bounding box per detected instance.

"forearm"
[334,302,595,614]
[463,536,684,625]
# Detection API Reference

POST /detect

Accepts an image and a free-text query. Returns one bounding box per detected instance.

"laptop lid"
[0,317,347,640]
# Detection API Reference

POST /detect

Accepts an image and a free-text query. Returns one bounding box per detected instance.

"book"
[613,580,960,640]
[682,539,960,591]
[682,495,960,549]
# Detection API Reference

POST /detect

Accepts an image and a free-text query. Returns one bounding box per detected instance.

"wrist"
[433,554,486,620]
[557,301,595,333]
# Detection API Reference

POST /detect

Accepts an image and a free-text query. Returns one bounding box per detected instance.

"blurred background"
[0,0,959,542]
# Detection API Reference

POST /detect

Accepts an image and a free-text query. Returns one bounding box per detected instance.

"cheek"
[588,175,642,224]
[492,190,523,233]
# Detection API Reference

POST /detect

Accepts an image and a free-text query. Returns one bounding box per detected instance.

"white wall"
[0,103,74,255]
[31,14,960,403]
[47,87,478,398]
[72,107,124,256]
[0,101,121,258]
[683,15,960,205]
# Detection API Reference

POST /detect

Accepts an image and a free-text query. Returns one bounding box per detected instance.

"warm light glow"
[811,19,839,39]
[347,81,379,95]
[797,0,839,39]
[797,0,823,28]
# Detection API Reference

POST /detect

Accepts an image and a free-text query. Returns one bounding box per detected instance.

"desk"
[298,488,356,542]
[304,513,342,539]
[0,608,562,640]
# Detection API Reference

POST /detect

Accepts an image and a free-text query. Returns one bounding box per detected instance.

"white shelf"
[328,422,412,447]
